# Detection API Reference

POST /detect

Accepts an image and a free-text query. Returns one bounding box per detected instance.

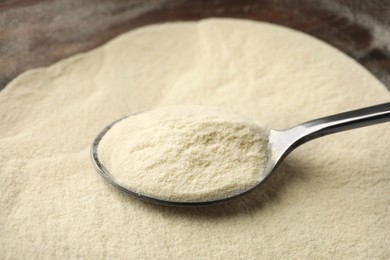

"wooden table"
[1,0,389,90]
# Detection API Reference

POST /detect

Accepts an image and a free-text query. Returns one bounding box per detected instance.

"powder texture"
[98,106,269,202]
[1,19,389,259]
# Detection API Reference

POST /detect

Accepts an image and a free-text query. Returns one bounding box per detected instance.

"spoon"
[91,102,390,207]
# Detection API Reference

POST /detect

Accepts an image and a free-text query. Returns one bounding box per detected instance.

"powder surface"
[98,106,269,202]
[1,19,389,259]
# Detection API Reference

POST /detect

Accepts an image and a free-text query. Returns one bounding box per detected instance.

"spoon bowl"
[91,102,390,207]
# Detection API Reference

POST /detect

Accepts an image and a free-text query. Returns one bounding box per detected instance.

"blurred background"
[0,0,389,90]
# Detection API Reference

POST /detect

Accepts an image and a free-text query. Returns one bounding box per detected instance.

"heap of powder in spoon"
[98,106,269,202]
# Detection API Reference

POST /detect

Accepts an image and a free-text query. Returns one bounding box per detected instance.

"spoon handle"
[292,102,390,147]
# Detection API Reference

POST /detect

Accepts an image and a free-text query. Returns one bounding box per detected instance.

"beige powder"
[98,105,269,202]
[1,18,389,259]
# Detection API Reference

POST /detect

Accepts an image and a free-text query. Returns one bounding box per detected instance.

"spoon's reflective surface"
[91,102,390,207]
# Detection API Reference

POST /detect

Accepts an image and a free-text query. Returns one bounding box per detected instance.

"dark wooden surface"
[1,0,389,90]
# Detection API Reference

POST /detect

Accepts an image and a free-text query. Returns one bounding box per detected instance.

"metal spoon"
[91,102,390,207]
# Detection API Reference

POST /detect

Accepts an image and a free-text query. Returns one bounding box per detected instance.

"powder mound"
[98,106,269,202]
